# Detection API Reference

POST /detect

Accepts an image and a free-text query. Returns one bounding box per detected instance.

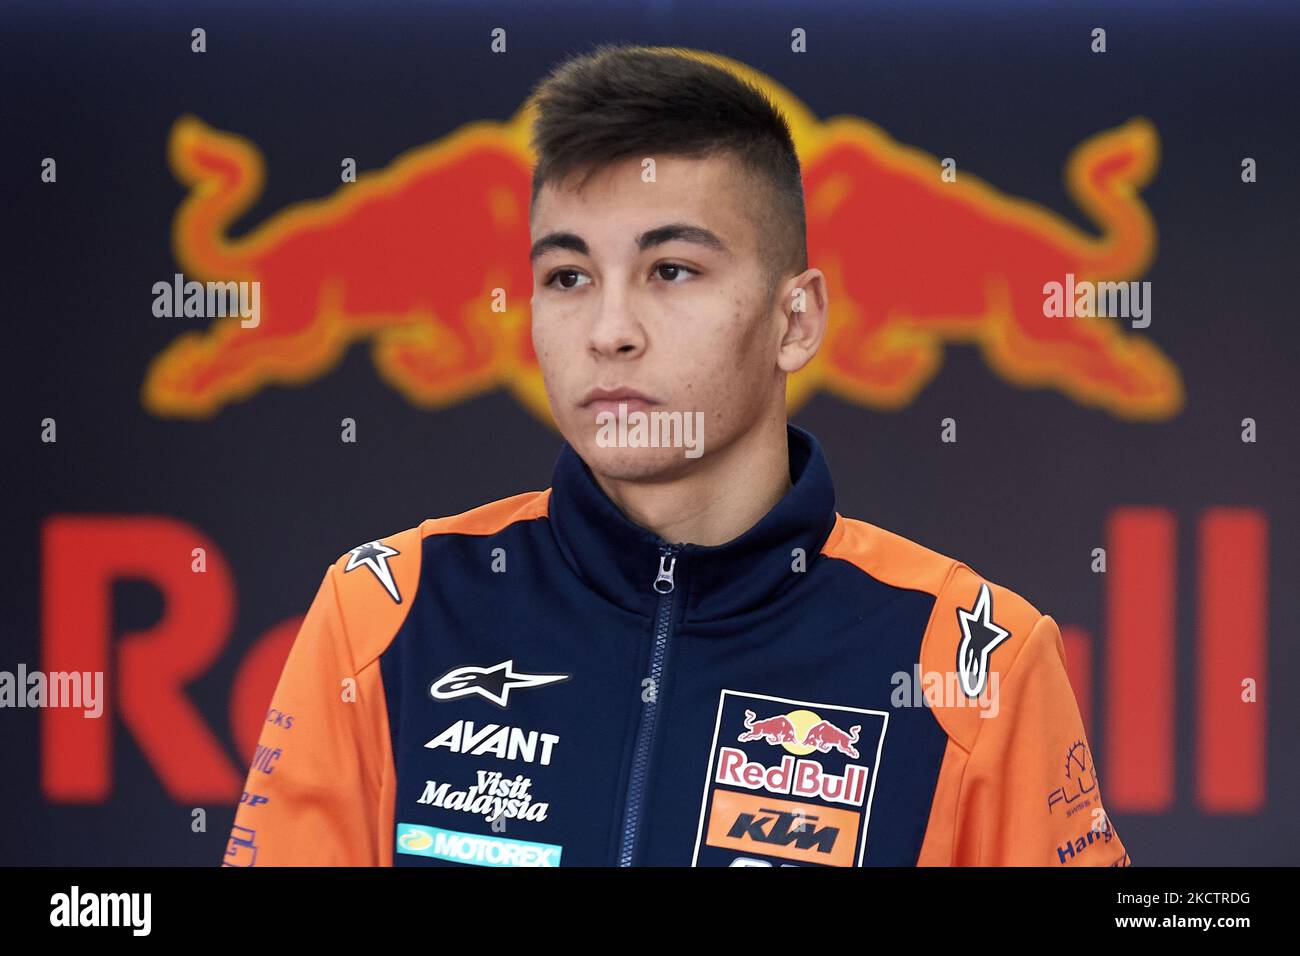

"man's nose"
[587,292,646,359]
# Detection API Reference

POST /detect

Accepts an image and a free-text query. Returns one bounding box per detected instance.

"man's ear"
[776,268,828,374]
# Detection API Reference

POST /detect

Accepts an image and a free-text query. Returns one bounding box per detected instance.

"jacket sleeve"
[222,566,393,866]
[955,613,1132,866]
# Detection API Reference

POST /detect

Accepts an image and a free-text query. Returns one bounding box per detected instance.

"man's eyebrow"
[636,222,729,254]
[529,223,729,263]
[530,232,588,263]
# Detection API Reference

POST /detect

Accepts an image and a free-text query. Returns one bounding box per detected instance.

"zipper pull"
[653,552,677,594]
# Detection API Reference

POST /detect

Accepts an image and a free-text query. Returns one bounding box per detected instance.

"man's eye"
[654,263,697,283]
[546,269,590,290]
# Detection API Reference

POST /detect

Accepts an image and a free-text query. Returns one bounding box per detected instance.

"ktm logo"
[704,790,863,867]
[726,807,840,854]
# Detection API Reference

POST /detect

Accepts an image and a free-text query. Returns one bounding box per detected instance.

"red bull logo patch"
[692,690,888,867]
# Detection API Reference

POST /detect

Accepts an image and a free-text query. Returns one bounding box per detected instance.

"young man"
[224,44,1130,868]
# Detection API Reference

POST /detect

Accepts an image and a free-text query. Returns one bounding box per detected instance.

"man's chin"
[575,441,701,484]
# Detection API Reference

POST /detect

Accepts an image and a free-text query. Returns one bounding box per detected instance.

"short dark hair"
[528,43,808,302]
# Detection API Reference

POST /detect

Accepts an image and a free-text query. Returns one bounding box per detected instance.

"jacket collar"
[546,424,838,622]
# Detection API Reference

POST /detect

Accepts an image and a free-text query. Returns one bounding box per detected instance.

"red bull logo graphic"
[738,708,861,759]
[144,49,1182,425]
[715,749,869,807]
[737,710,798,745]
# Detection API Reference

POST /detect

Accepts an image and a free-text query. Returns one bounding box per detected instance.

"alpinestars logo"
[343,540,401,603]
[429,660,570,708]
[956,582,1010,698]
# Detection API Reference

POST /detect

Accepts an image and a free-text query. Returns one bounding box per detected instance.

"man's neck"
[592,415,793,547]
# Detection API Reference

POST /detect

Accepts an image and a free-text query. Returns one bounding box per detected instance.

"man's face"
[530,152,786,483]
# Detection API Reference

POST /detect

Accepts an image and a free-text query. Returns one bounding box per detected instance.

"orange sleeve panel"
[222,525,423,867]
[221,495,548,867]
[917,567,1131,866]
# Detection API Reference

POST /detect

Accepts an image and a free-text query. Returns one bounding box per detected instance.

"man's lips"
[586,399,653,416]
[579,388,660,416]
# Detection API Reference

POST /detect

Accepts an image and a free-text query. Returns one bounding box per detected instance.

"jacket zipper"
[617,543,679,866]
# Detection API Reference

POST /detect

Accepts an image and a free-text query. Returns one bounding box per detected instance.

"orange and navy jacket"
[224,425,1130,868]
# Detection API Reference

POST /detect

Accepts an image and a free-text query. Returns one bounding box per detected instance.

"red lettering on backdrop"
[1106,507,1176,813]
[41,516,240,801]
[1198,508,1266,813]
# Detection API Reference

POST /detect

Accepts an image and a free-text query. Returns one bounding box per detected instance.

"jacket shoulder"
[822,514,1047,748]
[822,512,1043,616]
[821,513,962,597]
[417,489,550,539]
[325,489,551,665]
